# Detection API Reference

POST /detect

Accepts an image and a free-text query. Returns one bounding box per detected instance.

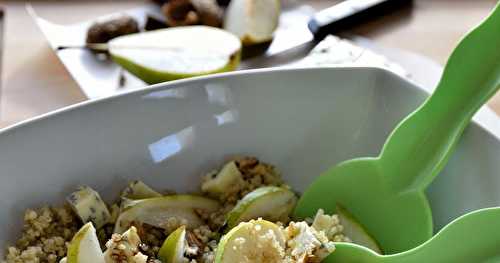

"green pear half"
[67,223,104,263]
[224,0,280,45]
[109,26,242,84]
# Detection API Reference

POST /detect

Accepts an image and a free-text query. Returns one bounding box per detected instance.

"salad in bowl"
[4,157,379,263]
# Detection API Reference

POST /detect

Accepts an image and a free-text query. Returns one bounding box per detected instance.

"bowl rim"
[1,66,499,142]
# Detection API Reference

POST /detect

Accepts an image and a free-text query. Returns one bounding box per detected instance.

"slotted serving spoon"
[294,1,500,254]
[324,207,500,262]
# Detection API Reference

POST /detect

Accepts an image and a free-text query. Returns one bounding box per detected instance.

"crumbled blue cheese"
[284,222,335,263]
[291,35,409,79]
[66,186,111,229]
[312,209,351,243]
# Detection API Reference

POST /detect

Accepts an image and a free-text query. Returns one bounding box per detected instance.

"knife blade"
[242,0,413,69]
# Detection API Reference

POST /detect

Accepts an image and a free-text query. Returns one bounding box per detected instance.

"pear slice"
[225,186,297,230]
[215,219,285,263]
[224,0,280,45]
[336,204,383,254]
[114,195,221,234]
[109,26,242,84]
[158,226,187,263]
[67,223,105,263]
[121,180,162,200]
[201,161,245,200]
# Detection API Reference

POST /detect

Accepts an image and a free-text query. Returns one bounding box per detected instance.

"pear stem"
[56,44,189,52]
[56,43,109,52]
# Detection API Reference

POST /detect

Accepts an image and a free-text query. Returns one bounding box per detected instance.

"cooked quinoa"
[3,206,79,263]
[4,157,354,263]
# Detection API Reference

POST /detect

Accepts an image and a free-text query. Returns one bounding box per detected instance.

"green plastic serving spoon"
[294,1,500,254]
[324,207,500,263]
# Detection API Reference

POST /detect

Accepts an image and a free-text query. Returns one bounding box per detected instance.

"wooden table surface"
[0,0,499,128]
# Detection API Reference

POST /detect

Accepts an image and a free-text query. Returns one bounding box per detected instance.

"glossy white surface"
[0,67,499,251]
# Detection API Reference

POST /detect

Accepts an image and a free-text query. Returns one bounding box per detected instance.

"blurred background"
[0,0,498,128]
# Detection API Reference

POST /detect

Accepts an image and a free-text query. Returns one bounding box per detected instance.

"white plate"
[0,67,499,250]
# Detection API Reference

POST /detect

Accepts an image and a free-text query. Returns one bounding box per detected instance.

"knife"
[242,0,413,68]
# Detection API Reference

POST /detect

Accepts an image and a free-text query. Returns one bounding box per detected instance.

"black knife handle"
[308,0,413,41]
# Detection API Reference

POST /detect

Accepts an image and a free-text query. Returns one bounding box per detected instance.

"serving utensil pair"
[296,2,500,260]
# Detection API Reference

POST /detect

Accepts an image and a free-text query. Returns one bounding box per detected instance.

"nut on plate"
[86,14,140,44]
[162,0,223,27]
[162,0,200,26]
[191,0,224,27]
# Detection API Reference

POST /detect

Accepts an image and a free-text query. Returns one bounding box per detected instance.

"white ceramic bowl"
[0,67,499,251]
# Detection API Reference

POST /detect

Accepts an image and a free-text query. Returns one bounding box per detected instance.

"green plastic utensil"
[294,1,500,255]
[324,207,500,263]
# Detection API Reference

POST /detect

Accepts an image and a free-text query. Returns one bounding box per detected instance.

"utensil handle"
[308,0,413,40]
[382,208,500,262]
[379,2,500,193]
[325,208,500,262]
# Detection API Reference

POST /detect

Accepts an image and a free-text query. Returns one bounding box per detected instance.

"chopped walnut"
[191,0,223,27]
[86,15,139,44]
[162,0,200,26]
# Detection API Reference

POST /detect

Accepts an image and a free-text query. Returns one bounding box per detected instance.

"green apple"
[158,226,187,263]
[224,0,280,45]
[215,219,285,262]
[67,223,104,263]
[114,195,221,234]
[225,186,297,230]
[109,26,242,84]
[337,204,383,254]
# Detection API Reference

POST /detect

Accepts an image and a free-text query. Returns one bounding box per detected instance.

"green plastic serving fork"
[325,207,500,262]
[294,1,500,255]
